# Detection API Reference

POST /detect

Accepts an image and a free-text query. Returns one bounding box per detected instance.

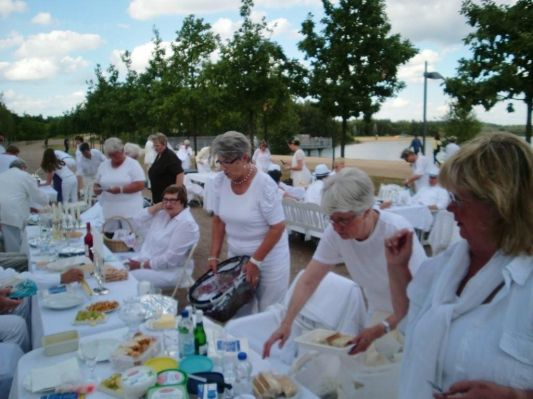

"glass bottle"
[84,222,94,261]
[194,310,208,356]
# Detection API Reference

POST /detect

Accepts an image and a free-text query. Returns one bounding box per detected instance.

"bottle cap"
[238,352,247,360]
[181,310,189,318]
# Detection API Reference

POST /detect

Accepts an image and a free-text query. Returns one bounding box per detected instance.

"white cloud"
[31,12,52,25]
[3,89,86,116]
[60,56,89,72]
[211,18,238,42]
[256,0,320,7]
[268,17,301,40]
[0,31,23,49]
[3,57,59,80]
[15,30,103,58]
[128,0,238,20]
[390,97,409,108]
[398,49,441,84]
[0,0,26,18]
[110,40,173,75]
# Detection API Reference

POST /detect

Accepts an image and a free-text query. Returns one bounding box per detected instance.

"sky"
[0,0,525,126]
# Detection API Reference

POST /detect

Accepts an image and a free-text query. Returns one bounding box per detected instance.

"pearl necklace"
[232,165,256,185]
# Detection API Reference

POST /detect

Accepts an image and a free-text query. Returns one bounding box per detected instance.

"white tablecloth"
[38,185,57,204]
[387,204,434,232]
[11,322,318,399]
[26,226,138,348]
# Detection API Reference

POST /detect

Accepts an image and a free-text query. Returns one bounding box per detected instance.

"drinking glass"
[80,340,99,382]
[118,298,146,339]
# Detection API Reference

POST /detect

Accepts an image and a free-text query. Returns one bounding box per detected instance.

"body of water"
[319,138,434,161]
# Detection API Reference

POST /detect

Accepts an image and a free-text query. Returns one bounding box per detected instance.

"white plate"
[42,292,84,310]
[78,338,120,362]
[58,246,85,257]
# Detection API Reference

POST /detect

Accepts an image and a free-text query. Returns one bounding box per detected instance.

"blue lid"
[179,355,213,374]
[237,352,247,361]
[181,310,189,318]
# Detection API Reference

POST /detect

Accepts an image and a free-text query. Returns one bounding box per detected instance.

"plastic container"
[42,330,79,356]
[111,334,160,371]
[147,385,188,399]
[157,369,187,386]
[121,366,157,399]
[235,352,252,395]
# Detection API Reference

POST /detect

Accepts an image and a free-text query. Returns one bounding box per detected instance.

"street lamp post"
[422,61,444,155]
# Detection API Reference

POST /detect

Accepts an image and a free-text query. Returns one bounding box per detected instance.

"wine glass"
[118,298,146,339]
[80,340,99,382]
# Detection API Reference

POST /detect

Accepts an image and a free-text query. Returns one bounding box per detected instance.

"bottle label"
[197,343,208,356]
[84,244,90,258]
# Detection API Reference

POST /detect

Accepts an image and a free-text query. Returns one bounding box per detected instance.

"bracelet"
[249,257,263,269]
[381,319,392,334]
[207,257,219,262]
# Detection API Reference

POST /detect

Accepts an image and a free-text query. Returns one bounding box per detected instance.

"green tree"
[0,96,16,141]
[298,0,417,156]
[445,0,533,143]
[443,102,481,143]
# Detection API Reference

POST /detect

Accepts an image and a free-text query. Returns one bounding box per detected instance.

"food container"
[147,385,189,399]
[156,369,187,386]
[144,357,178,374]
[42,330,79,356]
[111,334,160,371]
[121,366,157,399]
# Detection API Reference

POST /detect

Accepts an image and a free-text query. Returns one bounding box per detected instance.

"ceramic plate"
[42,292,84,310]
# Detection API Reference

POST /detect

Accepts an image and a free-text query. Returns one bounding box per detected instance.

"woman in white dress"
[126,185,200,288]
[209,131,290,315]
[386,133,533,399]
[40,148,78,203]
[252,140,272,173]
[283,138,311,187]
[94,138,145,226]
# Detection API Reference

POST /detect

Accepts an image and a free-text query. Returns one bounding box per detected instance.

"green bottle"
[194,309,208,356]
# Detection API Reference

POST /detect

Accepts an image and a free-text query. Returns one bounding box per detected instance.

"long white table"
[386,204,434,232]
[26,226,138,348]
[11,322,318,399]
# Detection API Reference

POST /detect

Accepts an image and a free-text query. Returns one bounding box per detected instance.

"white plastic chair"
[170,242,198,298]
[225,270,366,365]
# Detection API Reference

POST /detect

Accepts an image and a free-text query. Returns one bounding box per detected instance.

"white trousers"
[0,315,29,352]
[0,342,23,399]
[1,225,22,253]
[61,175,78,203]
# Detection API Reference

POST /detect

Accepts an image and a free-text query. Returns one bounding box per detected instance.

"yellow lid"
[144,357,179,373]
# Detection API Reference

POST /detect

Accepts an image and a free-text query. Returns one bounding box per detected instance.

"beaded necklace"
[231,164,256,185]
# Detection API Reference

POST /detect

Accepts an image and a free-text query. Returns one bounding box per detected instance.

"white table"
[386,204,434,232]
[26,226,138,348]
[38,185,57,203]
[11,322,318,399]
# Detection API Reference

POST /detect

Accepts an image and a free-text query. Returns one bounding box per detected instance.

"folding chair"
[170,242,198,298]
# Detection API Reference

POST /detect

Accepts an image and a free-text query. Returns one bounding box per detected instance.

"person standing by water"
[409,135,423,155]
[433,133,442,165]
[282,138,311,187]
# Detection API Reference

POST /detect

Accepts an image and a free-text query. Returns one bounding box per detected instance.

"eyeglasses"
[329,213,358,227]
[216,157,240,166]
[162,198,179,204]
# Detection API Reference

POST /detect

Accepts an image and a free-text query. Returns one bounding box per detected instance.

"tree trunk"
[341,116,347,158]
[525,96,532,144]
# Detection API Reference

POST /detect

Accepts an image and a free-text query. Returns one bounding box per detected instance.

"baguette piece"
[323,332,353,348]
[276,374,298,397]
[253,372,282,398]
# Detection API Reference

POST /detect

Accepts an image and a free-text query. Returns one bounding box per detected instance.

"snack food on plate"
[322,332,354,348]
[253,372,298,398]
[86,300,119,313]
[111,332,160,370]
[99,373,124,397]
[74,310,106,325]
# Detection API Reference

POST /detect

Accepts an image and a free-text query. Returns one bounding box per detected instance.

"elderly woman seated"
[126,185,200,288]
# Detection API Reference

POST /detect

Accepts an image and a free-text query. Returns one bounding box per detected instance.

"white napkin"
[46,256,91,272]
[30,357,81,392]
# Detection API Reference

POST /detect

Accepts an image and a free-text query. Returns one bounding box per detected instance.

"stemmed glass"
[118,298,146,339]
[92,252,109,295]
[80,340,99,383]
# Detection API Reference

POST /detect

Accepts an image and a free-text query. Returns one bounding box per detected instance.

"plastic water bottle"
[235,352,253,395]
[178,310,194,358]
[222,354,236,398]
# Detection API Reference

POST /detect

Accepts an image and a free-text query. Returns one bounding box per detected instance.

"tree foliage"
[298,0,417,156]
[445,0,533,143]
[443,102,482,143]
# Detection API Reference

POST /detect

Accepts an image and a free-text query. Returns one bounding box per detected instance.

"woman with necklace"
[208,131,290,316]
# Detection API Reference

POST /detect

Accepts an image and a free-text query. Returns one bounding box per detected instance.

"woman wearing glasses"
[208,131,290,315]
[263,167,427,358]
[126,184,199,288]
[386,133,532,399]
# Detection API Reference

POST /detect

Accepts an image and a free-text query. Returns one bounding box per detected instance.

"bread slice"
[324,332,353,348]
[253,372,282,398]
[275,374,298,397]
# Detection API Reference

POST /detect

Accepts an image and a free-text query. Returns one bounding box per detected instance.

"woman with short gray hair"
[263,167,427,358]
[209,131,290,316]
[94,137,145,224]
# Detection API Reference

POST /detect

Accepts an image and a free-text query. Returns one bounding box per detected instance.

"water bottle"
[235,352,253,395]
[222,354,236,398]
[178,310,194,358]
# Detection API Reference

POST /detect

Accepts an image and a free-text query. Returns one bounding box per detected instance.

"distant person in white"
[0,145,20,173]
[267,164,306,201]
[74,136,84,190]
[196,146,214,174]
[444,136,460,161]
[77,142,106,186]
[401,148,432,192]
[124,142,143,161]
[0,159,48,252]
[0,135,5,153]
[176,139,194,170]
[252,140,272,173]
[126,185,200,288]
[41,148,78,203]
[329,157,346,176]
[143,135,157,169]
[304,163,331,205]
[53,149,76,173]
[283,138,312,187]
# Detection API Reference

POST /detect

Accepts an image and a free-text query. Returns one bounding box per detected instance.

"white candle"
[76,206,81,221]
